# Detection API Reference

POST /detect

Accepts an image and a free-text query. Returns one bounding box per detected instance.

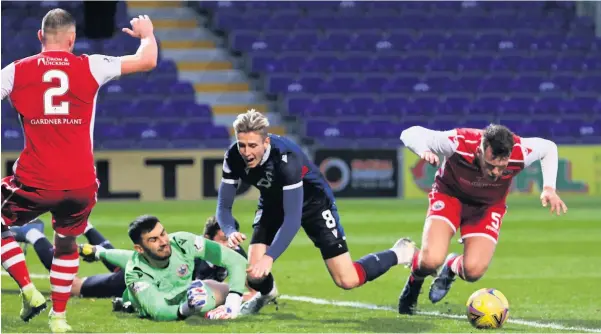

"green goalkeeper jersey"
[119,231,247,321]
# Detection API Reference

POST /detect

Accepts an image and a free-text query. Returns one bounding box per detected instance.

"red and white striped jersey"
[1,51,121,190]
[433,128,528,205]
[401,127,558,206]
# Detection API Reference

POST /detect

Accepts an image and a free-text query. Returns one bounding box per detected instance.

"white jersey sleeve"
[88,54,122,86]
[1,62,15,100]
[400,126,457,157]
[521,137,559,189]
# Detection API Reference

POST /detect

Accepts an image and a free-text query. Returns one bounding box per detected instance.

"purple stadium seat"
[501,97,533,117]
[5,0,579,150]
[338,121,364,138]
[461,55,493,72]
[383,97,410,114]
[310,97,349,117]
[442,96,471,115]
[286,97,313,117]
[468,97,504,118]
[479,75,513,93]
[406,97,441,117]
[306,120,339,138]
[532,97,564,117]
[429,56,462,72]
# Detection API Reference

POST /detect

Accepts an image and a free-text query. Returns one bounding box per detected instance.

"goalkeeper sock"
[354,249,398,286]
[247,273,274,295]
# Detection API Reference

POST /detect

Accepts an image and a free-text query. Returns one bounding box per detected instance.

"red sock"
[50,251,79,313]
[353,262,367,286]
[447,254,465,280]
[1,236,32,289]
[410,250,426,281]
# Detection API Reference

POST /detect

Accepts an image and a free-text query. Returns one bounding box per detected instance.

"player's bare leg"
[48,233,79,333]
[324,238,416,290]
[69,277,84,297]
[203,279,229,306]
[399,218,454,315]
[1,224,47,322]
[429,235,496,303]
[240,243,279,315]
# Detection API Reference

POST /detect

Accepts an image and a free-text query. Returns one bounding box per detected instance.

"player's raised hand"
[246,255,273,280]
[421,151,440,166]
[227,232,247,248]
[540,187,568,215]
[122,15,154,39]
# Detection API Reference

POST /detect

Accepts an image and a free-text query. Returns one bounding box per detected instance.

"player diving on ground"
[9,216,255,303]
[216,109,417,316]
[82,214,248,321]
[397,124,567,314]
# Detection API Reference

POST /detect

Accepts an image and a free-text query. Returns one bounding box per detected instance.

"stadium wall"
[401,145,601,199]
[2,145,599,201]
[1,150,261,201]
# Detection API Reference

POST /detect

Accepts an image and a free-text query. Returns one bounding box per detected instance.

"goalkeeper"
[86,214,247,321]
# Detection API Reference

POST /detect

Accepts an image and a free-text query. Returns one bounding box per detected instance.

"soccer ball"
[466,288,510,329]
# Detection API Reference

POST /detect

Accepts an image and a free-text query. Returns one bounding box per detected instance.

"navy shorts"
[80,270,125,298]
[250,200,348,260]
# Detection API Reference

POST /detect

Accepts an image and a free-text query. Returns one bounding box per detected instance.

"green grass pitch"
[2,196,601,333]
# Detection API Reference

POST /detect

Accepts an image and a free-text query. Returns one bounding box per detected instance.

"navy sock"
[85,228,118,271]
[33,238,54,272]
[85,228,114,249]
[247,273,274,295]
[355,249,398,284]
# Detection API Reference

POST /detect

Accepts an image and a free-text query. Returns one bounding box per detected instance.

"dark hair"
[203,216,240,240]
[42,9,75,36]
[128,215,161,244]
[482,124,515,159]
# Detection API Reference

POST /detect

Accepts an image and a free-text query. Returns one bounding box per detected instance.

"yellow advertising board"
[1,150,261,201]
[402,145,601,198]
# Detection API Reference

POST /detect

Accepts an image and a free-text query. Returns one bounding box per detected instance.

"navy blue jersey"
[222,134,335,212]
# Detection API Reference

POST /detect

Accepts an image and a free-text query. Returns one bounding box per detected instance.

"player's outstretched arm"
[216,181,239,239]
[125,269,186,321]
[96,247,135,269]
[120,15,158,75]
[400,126,457,165]
[1,63,15,100]
[521,137,567,215]
[264,155,304,262]
[217,153,245,246]
[265,186,303,261]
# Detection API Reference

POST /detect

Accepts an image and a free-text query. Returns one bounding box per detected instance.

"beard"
[143,244,171,261]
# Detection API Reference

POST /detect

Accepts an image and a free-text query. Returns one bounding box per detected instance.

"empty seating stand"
[196,0,601,148]
[1,1,231,151]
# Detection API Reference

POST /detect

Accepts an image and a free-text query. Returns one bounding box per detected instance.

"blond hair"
[233,109,270,138]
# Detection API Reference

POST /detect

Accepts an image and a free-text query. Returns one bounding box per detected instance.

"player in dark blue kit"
[10,216,251,301]
[216,110,418,315]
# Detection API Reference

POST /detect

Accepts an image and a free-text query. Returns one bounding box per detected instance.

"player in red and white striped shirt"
[397,124,568,315]
[1,9,157,332]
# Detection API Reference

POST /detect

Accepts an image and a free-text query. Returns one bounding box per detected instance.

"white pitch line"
[3,272,600,332]
[279,295,601,333]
